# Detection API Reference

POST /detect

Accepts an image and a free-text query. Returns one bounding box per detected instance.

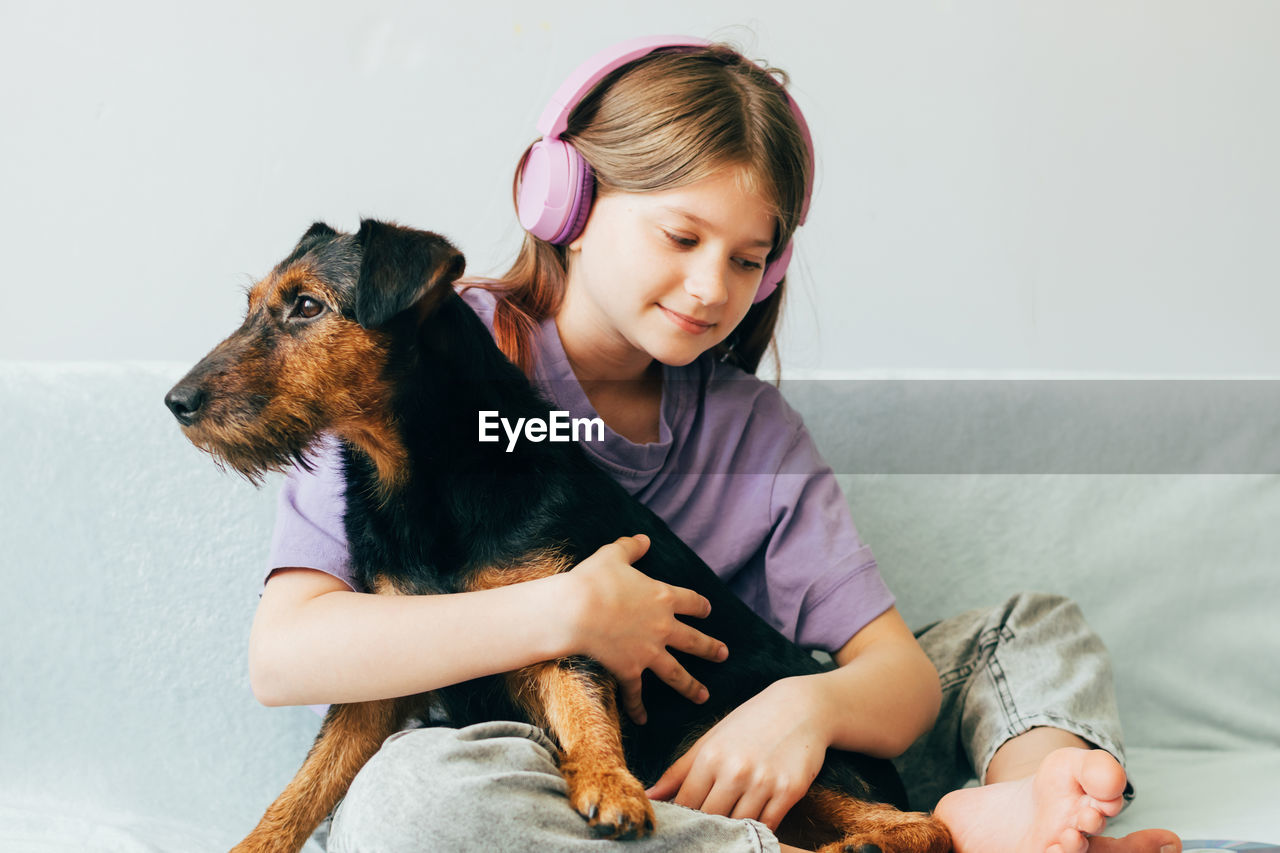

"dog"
[165,219,952,853]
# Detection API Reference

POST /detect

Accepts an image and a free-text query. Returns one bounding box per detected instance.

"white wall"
[3,0,1277,375]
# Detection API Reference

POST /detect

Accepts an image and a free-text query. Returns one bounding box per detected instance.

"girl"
[253,37,1181,853]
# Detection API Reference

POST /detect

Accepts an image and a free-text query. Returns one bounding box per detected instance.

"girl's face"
[562,166,776,371]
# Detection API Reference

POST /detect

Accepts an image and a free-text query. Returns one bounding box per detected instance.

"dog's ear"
[275,222,340,272]
[300,221,338,243]
[353,219,466,329]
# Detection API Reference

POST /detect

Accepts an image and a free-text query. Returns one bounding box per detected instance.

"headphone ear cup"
[517,138,595,244]
[755,239,792,303]
[554,160,594,245]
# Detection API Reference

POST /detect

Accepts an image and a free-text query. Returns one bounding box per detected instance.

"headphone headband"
[536,35,710,140]
[517,35,814,303]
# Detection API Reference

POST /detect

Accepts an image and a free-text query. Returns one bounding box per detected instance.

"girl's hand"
[644,676,830,832]
[564,534,729,725]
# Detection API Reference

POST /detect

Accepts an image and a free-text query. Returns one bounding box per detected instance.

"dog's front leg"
[511,662,656,840]
[231,696,412,853]
[793,786,952,853]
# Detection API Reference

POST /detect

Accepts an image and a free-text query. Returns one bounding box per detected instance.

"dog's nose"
[165,385,207,426]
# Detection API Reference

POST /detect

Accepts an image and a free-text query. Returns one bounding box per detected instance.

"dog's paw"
[564,765,656,840]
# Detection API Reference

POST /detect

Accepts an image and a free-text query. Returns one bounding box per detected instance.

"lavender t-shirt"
[266,287,894,653]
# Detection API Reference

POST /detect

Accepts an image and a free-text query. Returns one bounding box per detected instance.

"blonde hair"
[470,42,811,377]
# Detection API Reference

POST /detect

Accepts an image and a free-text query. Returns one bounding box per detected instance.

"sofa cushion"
[3,363,1277,844]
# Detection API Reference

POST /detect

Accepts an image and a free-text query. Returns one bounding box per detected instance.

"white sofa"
[2,362,1277,851]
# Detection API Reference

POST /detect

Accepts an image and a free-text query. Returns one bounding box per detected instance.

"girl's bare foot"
[933,747,1181,853]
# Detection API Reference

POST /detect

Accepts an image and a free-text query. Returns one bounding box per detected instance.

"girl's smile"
[657,304,715,335]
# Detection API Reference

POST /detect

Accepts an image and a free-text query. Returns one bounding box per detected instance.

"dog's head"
[164,219,464,486]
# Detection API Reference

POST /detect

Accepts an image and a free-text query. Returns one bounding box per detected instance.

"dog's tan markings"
[247,277,272,312]
[465,547,575,591]
[231,698,409,853]
[519,663,656,840]
[468,548,652,838]
[182,255,415,496]
[308,323,407,498]
[280,266,343,308]
[791,785,951,853]
[182,261,406,486]
[334,415,408,499]
[247,264,327,314]
[371,573,414,596]
[262,264,409,497]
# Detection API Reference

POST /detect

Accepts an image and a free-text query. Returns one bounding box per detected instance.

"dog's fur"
[165,220,952,853]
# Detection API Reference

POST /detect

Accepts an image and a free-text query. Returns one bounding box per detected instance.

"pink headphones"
[515,35,814,304]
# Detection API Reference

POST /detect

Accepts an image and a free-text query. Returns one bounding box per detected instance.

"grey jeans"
[322,593,1127,852]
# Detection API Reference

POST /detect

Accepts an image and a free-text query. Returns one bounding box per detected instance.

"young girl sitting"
[253,36,1181,853]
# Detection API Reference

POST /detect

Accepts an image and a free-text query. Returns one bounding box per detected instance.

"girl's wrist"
[536,571,586,660]
[772,674,841,748]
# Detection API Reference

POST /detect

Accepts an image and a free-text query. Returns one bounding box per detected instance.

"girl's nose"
[683,259,730,307]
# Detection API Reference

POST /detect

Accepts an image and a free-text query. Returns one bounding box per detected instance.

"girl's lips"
[659,305,715,334]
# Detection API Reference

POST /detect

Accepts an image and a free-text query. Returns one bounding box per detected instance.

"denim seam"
[939,624,1013,690]
[744,817,779,853]
[979,624,1027,736]
[987,650,1027,733]
[938,662,972,690]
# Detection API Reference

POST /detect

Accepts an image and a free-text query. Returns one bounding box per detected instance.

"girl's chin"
[652,353,701,368]
[634,317,726,366]
[643,340,716,368]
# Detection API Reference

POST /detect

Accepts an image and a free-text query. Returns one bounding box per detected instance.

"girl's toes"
[1075,804,1107,836]
[1096,795,1126,819]
[1059,826,1089,853]
[1080,750,1128,802]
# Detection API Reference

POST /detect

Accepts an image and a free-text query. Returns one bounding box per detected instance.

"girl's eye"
[290,296,325,320]
[664,229,764,272]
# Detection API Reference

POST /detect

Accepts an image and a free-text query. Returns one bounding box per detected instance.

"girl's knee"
[1001,591,1075,619]
[330,722,566,848]
[999,593,1099,642]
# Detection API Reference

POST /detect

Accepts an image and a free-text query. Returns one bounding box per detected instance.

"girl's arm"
[249,534,727,716]
[804,605,942,757]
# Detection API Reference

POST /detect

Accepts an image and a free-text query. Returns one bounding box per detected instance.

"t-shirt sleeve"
[760,423,896,653]
[264,435,356,592]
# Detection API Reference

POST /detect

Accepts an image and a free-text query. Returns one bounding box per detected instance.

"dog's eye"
[290,296,325,320]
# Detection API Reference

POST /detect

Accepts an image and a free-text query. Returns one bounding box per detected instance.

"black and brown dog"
[165,219,951,853]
